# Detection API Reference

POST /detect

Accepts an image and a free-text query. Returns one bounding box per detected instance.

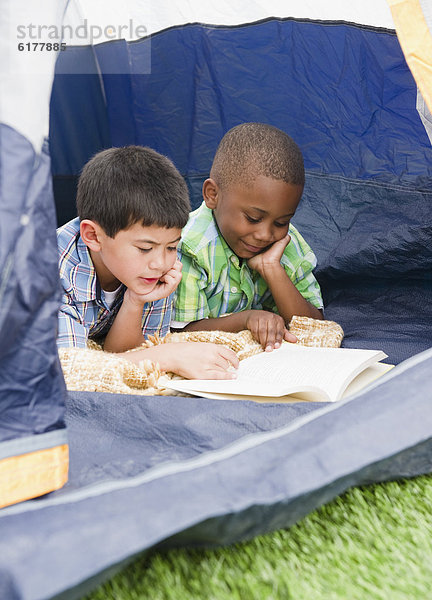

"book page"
[160,344,388,402]
[342,362,393,398]
[161,363,393,404]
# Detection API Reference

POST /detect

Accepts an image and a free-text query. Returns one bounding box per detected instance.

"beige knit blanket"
[59,316,344,396]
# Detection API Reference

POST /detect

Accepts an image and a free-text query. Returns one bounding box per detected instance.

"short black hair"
[76,146,190,237]
[211,123,305,189]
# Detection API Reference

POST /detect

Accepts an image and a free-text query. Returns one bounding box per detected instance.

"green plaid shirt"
[172,203,323,325]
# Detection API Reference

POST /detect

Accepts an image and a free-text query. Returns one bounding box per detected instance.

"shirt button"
[230,256,236,264]
[231,286,238,293]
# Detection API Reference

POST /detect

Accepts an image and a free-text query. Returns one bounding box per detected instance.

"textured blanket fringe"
[289,315,344,348]
[59,316,343,395]
[58,346,166,396]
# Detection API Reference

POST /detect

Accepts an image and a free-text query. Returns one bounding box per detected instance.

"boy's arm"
[103,291,147,352]
[119,341,239,380]
[259,265,323,321]
[181,312,250,332]
[248,232,323,323]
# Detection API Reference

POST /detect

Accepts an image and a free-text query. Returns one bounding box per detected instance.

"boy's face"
[85,221,182,293]
[204,175,303,259]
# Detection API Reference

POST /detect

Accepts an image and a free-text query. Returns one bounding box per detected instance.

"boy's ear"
[80,219,104,252]
[202,178,219,210]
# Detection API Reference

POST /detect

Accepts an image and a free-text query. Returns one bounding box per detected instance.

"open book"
[159,344,393,403]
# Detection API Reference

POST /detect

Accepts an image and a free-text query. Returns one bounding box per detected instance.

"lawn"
[86,473,432,599]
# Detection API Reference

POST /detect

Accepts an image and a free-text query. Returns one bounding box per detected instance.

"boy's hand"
[125,342,239,380]
[247,233,291,278]
[125,259,183,306]
[245,309,297,351]
[169,342,239,379]
[143,258,183,302]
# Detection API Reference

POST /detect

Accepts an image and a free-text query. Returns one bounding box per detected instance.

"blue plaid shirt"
[57,218,173,348]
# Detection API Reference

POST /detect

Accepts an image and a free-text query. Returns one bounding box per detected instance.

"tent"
[1,1,432,598]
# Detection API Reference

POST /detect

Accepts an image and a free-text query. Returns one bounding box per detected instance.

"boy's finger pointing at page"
[263,315,285,351]
[264,320,276,352]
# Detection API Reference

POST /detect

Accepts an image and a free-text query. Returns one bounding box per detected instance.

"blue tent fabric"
[293,173,432,364]
[0,124,67,449]
[51,20,432,184]
[1,348,432,600]
[49,47,112,177]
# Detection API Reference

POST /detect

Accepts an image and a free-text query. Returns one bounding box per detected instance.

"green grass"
[86,474,432,600]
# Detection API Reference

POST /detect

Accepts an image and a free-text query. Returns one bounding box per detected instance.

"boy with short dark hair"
[57,146,238,379]
[172,123,324,350]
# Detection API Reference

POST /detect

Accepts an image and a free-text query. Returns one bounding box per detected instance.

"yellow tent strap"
[388,0,432,113]
[0,445,69,509]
